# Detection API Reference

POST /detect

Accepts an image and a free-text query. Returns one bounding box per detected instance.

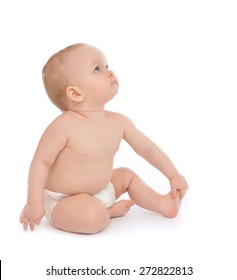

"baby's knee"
[116,167,134,174]
[114,167,135,181]
[84,206,110,234]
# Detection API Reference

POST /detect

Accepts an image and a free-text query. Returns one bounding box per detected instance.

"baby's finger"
[171,188,177,199]
[29,221,35,231]
[22,217,29,231]
[19,213,24,223]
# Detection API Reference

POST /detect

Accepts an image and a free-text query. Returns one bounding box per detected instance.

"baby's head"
[42,43,85,111]
[42,43,118,111]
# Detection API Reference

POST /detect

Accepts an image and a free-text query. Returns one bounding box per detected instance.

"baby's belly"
[45,164,114,195]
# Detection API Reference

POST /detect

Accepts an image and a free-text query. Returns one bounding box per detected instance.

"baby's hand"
[170,173,189,199]
[19,202,45,231]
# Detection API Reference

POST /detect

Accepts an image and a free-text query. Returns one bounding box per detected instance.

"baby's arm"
[20,116,68,230]
[121,115,188,198]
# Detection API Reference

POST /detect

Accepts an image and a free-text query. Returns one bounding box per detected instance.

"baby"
[20,43,188,234]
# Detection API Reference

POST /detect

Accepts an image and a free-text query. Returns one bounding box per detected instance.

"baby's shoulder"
[45,111,77,132]
[105,111,135,130]
[49,111,72,125]
[105,110,131,122]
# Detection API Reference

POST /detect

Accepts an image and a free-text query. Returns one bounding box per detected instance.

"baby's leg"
[111,167,181,218]
[51,194,110,234]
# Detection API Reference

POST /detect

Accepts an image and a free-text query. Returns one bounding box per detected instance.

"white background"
[0,0,236,279]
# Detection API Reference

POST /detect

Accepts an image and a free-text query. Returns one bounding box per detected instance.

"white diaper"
[44,183,116,223]
[93,183,116,208]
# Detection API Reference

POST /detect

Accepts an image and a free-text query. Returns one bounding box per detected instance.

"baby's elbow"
[31,157,53,170]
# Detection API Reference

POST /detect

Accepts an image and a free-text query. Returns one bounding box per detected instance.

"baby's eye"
[94,66,101,72]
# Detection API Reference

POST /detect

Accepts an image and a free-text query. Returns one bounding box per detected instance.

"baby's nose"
[107,69,114,77]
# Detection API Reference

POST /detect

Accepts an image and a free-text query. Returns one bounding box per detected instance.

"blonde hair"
[42,43,86,111]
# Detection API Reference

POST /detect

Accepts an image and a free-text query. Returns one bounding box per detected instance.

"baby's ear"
[66,86,84,102]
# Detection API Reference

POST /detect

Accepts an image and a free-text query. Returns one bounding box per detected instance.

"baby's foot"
[109,200,134,218]
[160,192,181,218]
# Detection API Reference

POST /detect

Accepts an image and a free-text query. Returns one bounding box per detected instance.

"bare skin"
[20,44,188,233]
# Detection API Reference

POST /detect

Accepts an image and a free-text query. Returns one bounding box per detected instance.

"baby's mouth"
[111,79,119,87]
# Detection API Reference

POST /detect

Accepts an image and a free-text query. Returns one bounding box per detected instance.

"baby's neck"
[67,109,106,120]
